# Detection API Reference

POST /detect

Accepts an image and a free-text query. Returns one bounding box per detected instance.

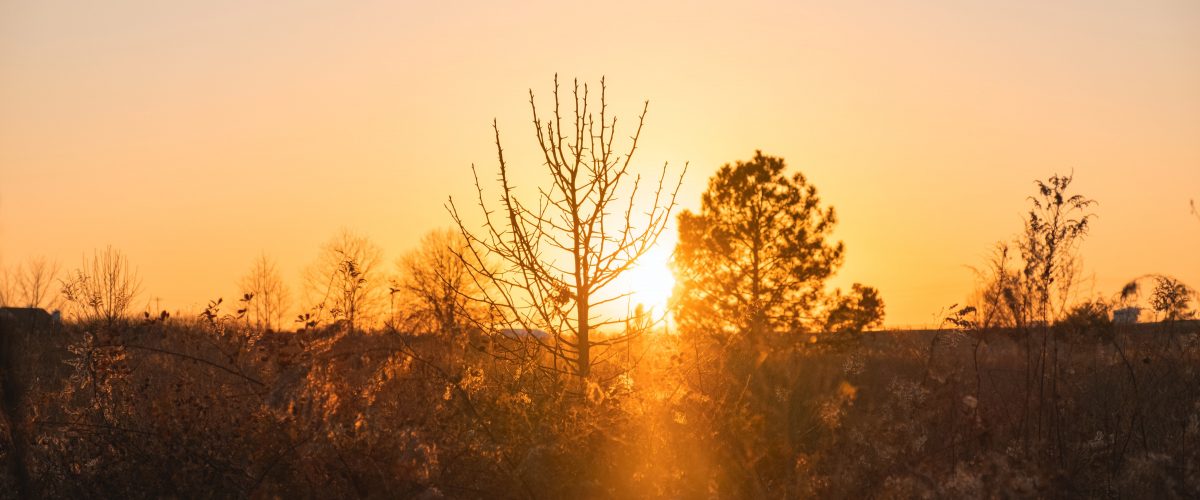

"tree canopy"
[672,151,860,337]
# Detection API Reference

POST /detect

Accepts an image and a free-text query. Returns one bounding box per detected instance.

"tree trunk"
[577,298,590,379]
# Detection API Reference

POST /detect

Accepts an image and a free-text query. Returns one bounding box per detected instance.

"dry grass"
[2,314,1200,498]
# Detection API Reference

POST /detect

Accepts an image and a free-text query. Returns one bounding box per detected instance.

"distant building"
[0,307,54,328]
[1113,307,1141,324]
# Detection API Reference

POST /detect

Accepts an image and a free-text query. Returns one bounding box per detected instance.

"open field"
[4,314,1200,498]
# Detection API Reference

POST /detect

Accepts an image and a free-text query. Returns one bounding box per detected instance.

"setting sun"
[616,236,677,319]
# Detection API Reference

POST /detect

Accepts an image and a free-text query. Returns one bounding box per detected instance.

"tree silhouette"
[823,283,885,333]
[303,229,384,331]
[0,268,9,307]
[0,257,62,310]
[17,257,62,310]
[238,253,292,331]
[1150,276,1196,321]
[393,229,492,337]
[449,76,685,380]
[672,151,844,338]
[59,246,141,324]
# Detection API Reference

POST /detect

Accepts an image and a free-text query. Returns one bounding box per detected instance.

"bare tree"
[60,246,142,324]
[0,259,60,309]
[0,265,12,307]
[13,257,63,310]
[303,229,385,331]
[393,229,492,337]
[449,76,685,380]
[238,253,292,331]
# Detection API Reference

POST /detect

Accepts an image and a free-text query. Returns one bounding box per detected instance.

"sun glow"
[615,236,677,319]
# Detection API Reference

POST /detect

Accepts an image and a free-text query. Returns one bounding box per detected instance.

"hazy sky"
[2,0,1197,327]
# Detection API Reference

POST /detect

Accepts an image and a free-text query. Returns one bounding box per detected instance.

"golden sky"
[1,0,1198,327]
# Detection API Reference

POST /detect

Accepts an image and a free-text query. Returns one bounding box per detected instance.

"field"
[4,312,1200,498]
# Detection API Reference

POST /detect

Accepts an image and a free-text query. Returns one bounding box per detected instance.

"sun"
[616,237,677,318]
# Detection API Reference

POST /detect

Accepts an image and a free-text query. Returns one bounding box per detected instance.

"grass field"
[3,313,1199,498]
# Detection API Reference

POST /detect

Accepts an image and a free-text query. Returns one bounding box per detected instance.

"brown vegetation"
[3,310,1200,498]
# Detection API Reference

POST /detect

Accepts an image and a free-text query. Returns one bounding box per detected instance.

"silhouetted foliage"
[59,246,141,325]
[970,174,1096,328]
[823,283,885,333]
[1150,275,1196,321]
[303,229,384,331]
[1018,173,1096,323]
[238,253,291,331]
[672,151,846,338]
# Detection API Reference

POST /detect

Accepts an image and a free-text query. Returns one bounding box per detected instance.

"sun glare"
[618,238,676,318]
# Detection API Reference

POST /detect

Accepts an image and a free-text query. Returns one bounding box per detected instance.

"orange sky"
[1,0,1198,327]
